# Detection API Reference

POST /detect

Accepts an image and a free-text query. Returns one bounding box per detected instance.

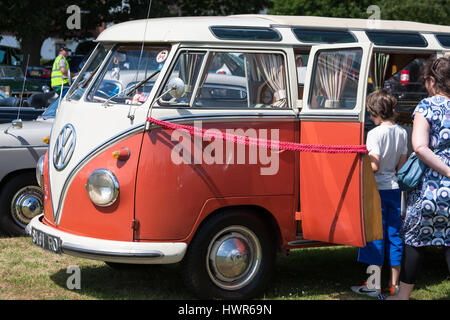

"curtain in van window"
[316,51,356,108]
[198,52,217,87]
[254,54,287,108]
[179,53,202,94]
[372,53,390,91]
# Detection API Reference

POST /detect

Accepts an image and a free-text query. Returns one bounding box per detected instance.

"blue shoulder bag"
[398,142,449,191]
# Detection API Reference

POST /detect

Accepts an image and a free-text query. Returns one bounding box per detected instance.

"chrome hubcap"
[207,226,262,291]
[11,186,43,227]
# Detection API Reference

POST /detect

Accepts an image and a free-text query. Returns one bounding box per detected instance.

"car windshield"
[0,89,8,99]
[40,99,58,119]
[0,66,23,79]
[85,44,170,105]
[66,43,109,101]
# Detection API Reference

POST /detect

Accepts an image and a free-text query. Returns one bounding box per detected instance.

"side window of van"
[160,51,206,105]
[309,48,362,109]
[295,53,309,99]
[160,51,287,109]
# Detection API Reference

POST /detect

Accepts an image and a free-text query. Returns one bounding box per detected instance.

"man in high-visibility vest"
[51,47,73,97]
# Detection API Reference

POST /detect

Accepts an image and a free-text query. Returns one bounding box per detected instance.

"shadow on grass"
[47,246,449,300]
[50,262,195,300]
[265,246,449,300]
[0,231,12,238]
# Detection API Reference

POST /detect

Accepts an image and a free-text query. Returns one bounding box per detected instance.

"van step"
[287,239,322,246]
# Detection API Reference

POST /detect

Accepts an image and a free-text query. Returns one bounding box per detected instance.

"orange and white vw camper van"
[28,15,450,299]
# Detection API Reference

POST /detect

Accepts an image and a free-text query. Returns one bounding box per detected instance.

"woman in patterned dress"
[387,56,450,300]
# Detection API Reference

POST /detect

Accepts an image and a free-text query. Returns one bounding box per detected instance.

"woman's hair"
[422,55,450,96]
[366,89,398,120]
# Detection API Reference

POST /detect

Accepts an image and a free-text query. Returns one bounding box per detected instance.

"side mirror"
[167,77,185,98]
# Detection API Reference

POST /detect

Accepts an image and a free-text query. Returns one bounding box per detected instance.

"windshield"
[0,89,8,99]
[85,45,170,105]
[67,43,109,101]
[40,99,59,119]
[0,66,23,79]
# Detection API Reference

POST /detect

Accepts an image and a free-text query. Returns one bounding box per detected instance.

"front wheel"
[182,209,276,299]
[0,172,43,236]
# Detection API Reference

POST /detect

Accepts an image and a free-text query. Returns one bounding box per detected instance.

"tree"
[0,0,269,68]
[269,0,450,26]
[0,0,125,67]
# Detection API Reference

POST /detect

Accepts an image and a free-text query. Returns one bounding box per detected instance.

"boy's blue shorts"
[358,189,403,266]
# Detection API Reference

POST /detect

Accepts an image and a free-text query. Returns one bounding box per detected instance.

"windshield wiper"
[102,69,160,107]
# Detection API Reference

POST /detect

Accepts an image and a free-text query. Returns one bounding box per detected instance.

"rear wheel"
[0,172,43,236]
[182,209,276,299]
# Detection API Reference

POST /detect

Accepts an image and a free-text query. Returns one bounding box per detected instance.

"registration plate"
[31,228,61,254]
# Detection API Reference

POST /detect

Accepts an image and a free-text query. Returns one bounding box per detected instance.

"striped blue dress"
[403,95,450,247]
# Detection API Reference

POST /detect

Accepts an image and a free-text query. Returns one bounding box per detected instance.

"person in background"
[51,47,76,98]
[351,89,408,298]
[387,56,450,300]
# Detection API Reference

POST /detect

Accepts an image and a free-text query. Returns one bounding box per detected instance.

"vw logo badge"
[53,123,76,171]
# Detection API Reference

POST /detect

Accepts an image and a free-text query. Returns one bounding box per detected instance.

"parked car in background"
[26,65,51,87]
[0,65,49,98]
[1,44,51,90]
[0,89,56,124]
[0,45,22,66]
[0,99,58,235]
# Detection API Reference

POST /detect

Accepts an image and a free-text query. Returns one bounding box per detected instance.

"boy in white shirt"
[351,89,408,297]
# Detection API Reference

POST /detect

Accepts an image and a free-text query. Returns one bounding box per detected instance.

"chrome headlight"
[85,169,119,207]
[36,155,44,188]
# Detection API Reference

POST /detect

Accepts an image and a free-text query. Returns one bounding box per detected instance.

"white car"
[0,100,57,235]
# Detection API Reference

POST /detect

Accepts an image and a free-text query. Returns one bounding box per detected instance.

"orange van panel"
[135,119,297,242]
[299,121,365,247]
[52,133,144,241]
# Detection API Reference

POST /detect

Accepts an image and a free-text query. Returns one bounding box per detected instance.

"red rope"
[147,117,368,154]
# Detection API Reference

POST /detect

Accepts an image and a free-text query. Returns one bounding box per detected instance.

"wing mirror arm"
[143,78,186,127]
[4,119,22,134]
[149,77,186,111]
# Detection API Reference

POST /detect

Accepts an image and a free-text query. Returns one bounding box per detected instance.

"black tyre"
[182,208,276,299]
[0,172,43,236]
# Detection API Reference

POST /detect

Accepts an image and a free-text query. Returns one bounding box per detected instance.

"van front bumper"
[26,214,187,264]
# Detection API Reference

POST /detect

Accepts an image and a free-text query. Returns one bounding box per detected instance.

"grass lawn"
[0,234,448,300]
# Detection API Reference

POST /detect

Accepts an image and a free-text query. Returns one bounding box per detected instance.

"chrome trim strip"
[287,240,322,246]
[62,243,164,258]
[52,124,145,226]
[146,113,298,130]
[298,114,360,122]
[0,145,48,149]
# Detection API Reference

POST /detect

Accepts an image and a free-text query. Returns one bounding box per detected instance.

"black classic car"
[0,89,56,124]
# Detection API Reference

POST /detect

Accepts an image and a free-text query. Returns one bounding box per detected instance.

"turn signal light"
[42,136,50,144]
[112,148,130,161]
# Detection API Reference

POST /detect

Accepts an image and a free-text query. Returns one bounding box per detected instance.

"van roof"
[245,14,450,33]
[96,14,450,44]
